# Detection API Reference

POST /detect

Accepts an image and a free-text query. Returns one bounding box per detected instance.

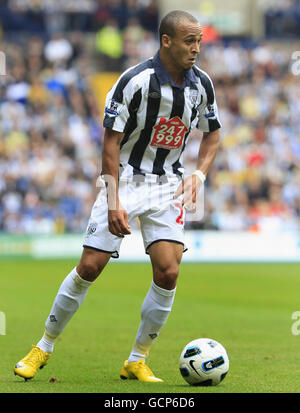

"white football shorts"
[83,177,186,258]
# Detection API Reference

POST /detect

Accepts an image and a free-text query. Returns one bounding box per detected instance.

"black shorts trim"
[83,245,119,259]
[145,239,187,255]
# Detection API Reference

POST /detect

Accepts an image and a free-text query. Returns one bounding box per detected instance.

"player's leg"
[36,198,124,353]
[37,247,111,351]
[14,247,111,380]
[14,181,126,380]
[121,241,183,382]
[128,241,183,361]
[149,240,183,289]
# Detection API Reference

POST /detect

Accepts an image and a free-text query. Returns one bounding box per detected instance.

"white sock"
[36,331,56,354]
[36,267,93,353]
[128,281,176,363]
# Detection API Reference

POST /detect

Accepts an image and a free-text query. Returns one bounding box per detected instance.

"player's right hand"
[108,205,131,238]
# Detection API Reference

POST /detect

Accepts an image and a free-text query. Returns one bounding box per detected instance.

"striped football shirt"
[103,51,221,179]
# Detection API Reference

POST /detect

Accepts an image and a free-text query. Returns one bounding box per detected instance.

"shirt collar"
[152,51,198,89]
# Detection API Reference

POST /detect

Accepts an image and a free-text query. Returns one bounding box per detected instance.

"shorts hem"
[145,239,187,255]
[83,244,119,259]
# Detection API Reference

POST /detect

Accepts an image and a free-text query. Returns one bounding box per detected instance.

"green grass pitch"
[0,259,300,393]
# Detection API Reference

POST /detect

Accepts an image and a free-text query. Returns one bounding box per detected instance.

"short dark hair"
[159,10,201,45]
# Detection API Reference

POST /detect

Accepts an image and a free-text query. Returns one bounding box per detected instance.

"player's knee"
[76,260,104,282]
[154,263,179,290]
[77,248,110,281]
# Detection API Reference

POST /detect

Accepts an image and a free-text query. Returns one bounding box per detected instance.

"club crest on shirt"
[189,89,199,106]
[105,99,124,117]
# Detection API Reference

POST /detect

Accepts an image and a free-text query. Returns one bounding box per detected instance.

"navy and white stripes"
[103,52,221,178]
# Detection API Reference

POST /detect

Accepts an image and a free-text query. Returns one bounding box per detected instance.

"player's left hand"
[173,174,202,211]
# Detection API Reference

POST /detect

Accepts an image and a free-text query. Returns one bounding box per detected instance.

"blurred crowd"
[264,0,300,38]
[0,0,159,71]
[0,0,159,234]
[184,40,300,232]
[1,1,159,37]
[0,3,300,234]
[0,33,102,234]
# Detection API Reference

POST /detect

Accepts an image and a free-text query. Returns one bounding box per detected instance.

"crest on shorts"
[86,222,97,236]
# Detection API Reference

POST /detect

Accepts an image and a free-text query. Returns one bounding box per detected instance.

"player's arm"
[196,128,220,176]
[174,129,220,209]
[102,127,131,237]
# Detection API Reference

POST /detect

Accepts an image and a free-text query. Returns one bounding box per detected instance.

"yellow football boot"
[120,359,163,382]
[14,345,51,381]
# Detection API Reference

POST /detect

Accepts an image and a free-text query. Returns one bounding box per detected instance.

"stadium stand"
[0,0,299,234]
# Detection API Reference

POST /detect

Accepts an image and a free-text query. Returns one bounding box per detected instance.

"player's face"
[166,21,202,71]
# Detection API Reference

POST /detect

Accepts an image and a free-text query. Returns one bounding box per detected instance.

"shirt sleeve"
[196,71,221,133]
[103,73,136,132]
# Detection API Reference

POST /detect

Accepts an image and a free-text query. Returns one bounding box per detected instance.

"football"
[179,338,229,386]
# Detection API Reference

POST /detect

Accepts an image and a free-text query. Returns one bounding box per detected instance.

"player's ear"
[161,34,172,49]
